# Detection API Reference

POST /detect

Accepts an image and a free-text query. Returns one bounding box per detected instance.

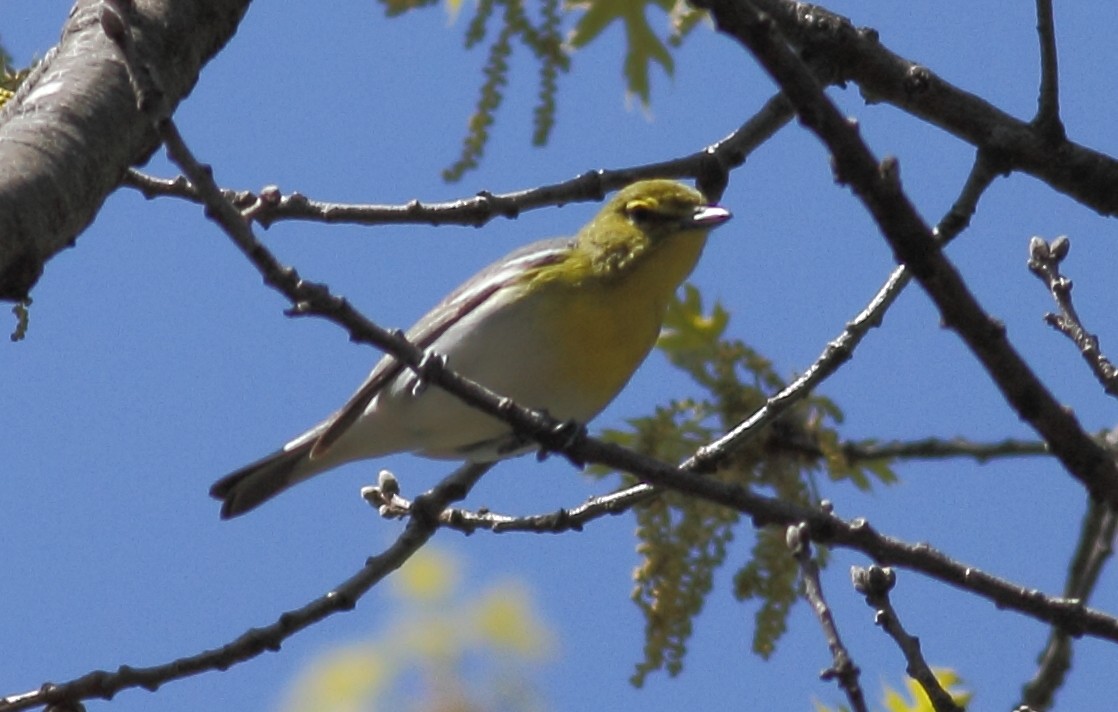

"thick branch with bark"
[8,0,1118,304]
[0,0,249,300]
[742,0,1118,213]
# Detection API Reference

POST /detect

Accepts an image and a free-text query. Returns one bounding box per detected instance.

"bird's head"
[577,179,732,277]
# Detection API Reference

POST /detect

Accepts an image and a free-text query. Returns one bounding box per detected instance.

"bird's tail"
[210,441,317,519]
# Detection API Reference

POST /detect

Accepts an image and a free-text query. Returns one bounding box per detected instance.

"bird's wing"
[309,236,573,458]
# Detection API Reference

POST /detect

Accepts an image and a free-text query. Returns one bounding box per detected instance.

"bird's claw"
[410,350,448,396]
[536,418,587,468]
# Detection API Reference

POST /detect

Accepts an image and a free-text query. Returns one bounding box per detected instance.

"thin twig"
[123,90,795,226]
[841,436,1048,464]
[85,2,1118,699]
[736,0,1118,215]
[852,566,964,712]
[0,462,493,712]
[688,154,997,473]
[370,156,1002,537]
[1026,235,1118,397]
[361,449,1118,654]
[364,471,646,535]
[696,0,1118,506]
[383,433,1050,537]
[1032,0,1065,142]
[788,522,867,712]
[1020,494,1118,709]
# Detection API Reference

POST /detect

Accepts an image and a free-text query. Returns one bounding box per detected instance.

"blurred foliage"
[1,42,17,108]
[590,285,897,684]
[568,0,707,105]
[279,547,554,712]
[0,38,33,110]
[375,0,711,180]
[0,37,11,71]
[815,668,972,712]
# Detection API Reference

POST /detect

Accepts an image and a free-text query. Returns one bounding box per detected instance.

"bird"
[210,179,732,518]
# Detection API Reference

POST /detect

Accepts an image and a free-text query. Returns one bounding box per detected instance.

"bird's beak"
[691,204,732,228]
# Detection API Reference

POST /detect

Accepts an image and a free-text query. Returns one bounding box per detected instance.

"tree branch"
[696,0,1118,506]
[1020,496,1118,709]
[1027,236,1118,397]
[0,0,250,300]
[145,82,1118,666]
[121,89,796,227]
[853,566,964,712]
[741,0,1118,214]
[0,462,493,712]
[842,435,1049,463]
[789,522,868,712]
[1032,0,1065,142]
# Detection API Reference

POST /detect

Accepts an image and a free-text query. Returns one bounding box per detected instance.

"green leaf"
[595,286,901,683]
[659,283,730,356]
[568,0,675,104]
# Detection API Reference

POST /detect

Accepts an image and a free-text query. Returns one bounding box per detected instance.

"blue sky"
[5,1,1118,710]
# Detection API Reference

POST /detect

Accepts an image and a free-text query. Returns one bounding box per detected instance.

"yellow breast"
[535,226,711,409]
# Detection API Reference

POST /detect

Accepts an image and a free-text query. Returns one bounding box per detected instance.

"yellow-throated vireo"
[211,179,732,518]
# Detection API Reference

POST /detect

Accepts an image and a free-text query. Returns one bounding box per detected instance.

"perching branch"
[389,432,1052,537]
[112,0,1118,667]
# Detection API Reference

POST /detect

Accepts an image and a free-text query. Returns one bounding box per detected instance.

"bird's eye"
[626,203,663,225]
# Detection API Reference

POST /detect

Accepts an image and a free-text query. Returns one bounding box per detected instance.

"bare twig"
[123,90,795,226]
[788,522,867,712]
[696,0,1118,506]
[364,448,1118,659]
[365,433,1052,537]
[841,435,1048,464]
[737,0,1118,215]
[688,149,996,474]
[394,150,1002,539]
[1032,0,1066,142]
[365,471,650,535]
[357,155,1003,540]
[1026,236,1118,397]
[852,566,964,712]
[1020,494,1118,709]
[71,8,1118,708]
[0,462,493,712]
